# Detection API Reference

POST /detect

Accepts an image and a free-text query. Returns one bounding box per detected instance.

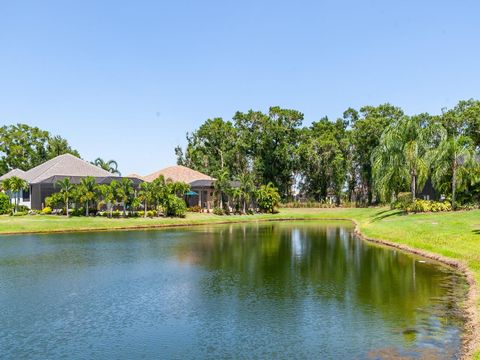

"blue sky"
[1,0,479,175]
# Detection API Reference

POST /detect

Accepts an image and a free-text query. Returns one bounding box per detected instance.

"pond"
[0,221,468,359]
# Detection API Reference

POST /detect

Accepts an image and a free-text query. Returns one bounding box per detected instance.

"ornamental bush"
[391,192,413,210]
[41,206,52,215]
[163,195,186,217]
[0,193,12,215]
[256,183,280,214]
[212,207,224,215]
[405,200,452,213]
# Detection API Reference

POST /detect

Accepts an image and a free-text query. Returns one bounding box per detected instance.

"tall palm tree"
[372,115,430,202]
[92,158,121,175]
[138,182,154,218]
[428,134,476,210]
[238,172,255,214]
[78,176,97,216]
[55,178,74,216]
[1,176,28,213]
[97,180,118,218]
[117,178,133,216]
[213,169,231,209]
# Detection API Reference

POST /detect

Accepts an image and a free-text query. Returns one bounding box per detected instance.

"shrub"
[163,195,187,217]
[146,210,156,218]
[41,207,52,215]
[45,193,64,209]
[12,211,28,216]
[70,207,84,216]
[16,205,30,212]
[256,183,281,213]
[0,193,12,215]
[405,200,452,213]
[187,205,202,213]
[280,201,337,209]
[391,192,413,210]
[213,207,224,216]
[112,210,121,218]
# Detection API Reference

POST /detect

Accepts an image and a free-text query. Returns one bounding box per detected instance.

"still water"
[0,221,467,359]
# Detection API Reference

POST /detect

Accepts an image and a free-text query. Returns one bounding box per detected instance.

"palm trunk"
[452,166,457,210]
[110,203,113,218]
[411,174,416,201]
[66,197,69,216]
[123,202,127,217]
[144,200,147,218]
[85,201,89,216]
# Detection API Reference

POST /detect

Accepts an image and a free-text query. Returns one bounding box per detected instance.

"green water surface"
[0,221,467,359]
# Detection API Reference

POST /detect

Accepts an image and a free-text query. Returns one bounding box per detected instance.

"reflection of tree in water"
[176,222,467,338]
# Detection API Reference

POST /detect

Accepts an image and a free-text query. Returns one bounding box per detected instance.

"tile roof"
[0,168,27,181]
[0,154,116,184]
[143,165,215,184]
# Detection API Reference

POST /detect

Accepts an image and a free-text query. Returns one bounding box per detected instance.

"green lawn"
[1,207,479,358]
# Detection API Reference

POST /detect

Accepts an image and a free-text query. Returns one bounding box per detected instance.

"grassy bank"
[1,207,479,357]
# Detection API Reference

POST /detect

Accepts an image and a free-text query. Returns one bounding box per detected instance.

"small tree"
[1,176,28,213]
[97,181,118,218]
[213,169,231,209]
[138,181,154,218]
[56,178,74,216]
[256,182,281,213]
[429,134,476,210]
[78,176,97,216]
[117,178,133,217]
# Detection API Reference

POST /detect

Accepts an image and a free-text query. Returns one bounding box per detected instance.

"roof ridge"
[26,156,64,182]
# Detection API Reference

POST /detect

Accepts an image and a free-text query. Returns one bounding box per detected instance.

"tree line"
[175,99,480,208]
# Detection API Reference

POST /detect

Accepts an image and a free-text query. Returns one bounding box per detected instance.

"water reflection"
[0,222,467,359]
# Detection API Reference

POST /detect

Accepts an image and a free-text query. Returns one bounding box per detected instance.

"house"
[141,165,216,209]
[0,154,141,210]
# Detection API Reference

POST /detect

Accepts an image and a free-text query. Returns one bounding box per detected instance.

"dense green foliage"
[1,176,28,213]
[256,182,281,213]
[177,100,480,208]
[0,193,12,214]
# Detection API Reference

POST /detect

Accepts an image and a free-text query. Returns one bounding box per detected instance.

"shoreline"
[1,214,478,358]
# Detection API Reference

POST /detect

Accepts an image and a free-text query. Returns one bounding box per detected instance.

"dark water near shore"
[0,221,468,359]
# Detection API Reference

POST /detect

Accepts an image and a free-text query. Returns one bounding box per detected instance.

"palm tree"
[238,172,255,214]
[92,158,121,175]
[1,176,28,213]
[117,178,133,216]
[372,115,430,202]
[55,178,74,216]
[138,182,154,218]
[213,169,231,209]
[429,134,476,210]
[97,180,118,218]
[78,176,97,216]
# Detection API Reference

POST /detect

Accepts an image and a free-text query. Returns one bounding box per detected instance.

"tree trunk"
[144,200,147,218]
[86,201,89,216]
[66,197,69,216]
[411,174,416,201]
[452,166,457,210]
[123,202,127,217]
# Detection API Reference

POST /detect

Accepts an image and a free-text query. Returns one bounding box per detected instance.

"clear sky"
[1,0,479,175]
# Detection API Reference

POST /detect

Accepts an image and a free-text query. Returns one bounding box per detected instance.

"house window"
[22,188,30,201]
